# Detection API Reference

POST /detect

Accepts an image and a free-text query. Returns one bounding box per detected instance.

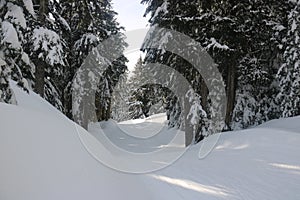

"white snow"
[21,52,31,66]
[58,15,71,31]
[0,84,299,199]
[32,27,65,66]
[0,57,6,66]
[75,33,99,47]
[23,0,35,17]
[207,38,232,51]
[5,3,27,28]
[153,0,169,19]
[292,19,297,32]
[1,21,22,49]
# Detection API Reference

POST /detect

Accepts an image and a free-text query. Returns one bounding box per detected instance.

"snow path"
[142,127,300,200]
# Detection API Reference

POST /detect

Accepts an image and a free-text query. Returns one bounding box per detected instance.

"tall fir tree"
[127,56,156,119]
[61,0,127,125]
[277,0,300,118]
[29,0,67,111]
[0,0,35,103]
[232,0,292,129]
[141,0,232,144]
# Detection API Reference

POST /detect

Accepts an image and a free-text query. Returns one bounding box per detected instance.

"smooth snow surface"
[0,85,299,200]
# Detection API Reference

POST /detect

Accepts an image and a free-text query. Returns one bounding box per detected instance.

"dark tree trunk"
[34,59,45,97]
[200,78,209,113]
[184,96,193,147]
[194,78,208,141]
[64,84,73,119]
[95,96,112,121]
[34,0,48,97]
[225,64,236,129]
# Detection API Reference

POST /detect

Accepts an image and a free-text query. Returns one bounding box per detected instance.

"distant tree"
[128,56,148,119]
[128,56,170,120]
[111,71,131,122]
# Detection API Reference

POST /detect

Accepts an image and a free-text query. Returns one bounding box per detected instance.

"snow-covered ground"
[0,85,299,200]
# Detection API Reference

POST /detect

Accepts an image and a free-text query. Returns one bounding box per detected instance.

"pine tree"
[111,71,131,122]
[141,0,296,140]
[141,0,231,144]
[63,0,127,127]
[128,57,144,119]
[24,0,68,111]
[232,0,292,129]
[0,0,35,103]
[277,0,300,118]
[128,56,149,119]
[0,57,14,104]
[128,56,174,120]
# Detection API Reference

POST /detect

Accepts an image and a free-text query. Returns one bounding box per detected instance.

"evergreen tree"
[232,0,292,129]
[64,0,127,126]
[27,0,68,111]
[277,0,300,118]
[0,0,35,103]
[0,57,14,104]
[141,0,228,144]
[111,71,131,122]
[141,0,295,140]
[128,56,148,119]
[128,56,172,120]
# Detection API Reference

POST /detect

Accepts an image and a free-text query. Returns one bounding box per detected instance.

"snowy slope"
[0,85,300,200]
[0,85,154,200]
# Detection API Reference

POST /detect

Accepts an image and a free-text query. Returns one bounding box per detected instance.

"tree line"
[1,0,300,146]
[0,0,127,122]
[127,0,300,145]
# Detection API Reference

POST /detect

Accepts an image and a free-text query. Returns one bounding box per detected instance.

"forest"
[1,0,300,146]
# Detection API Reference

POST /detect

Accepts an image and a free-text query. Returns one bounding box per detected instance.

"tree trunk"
[34,0,48,97]
[194,78,208,141]
[34,59,45,97]
[184,96,193,147]
[200,78,209,113]
[225,64,236,129]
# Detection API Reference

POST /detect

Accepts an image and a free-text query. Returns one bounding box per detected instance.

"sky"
[112,0,149,31]
[112,0,149,71]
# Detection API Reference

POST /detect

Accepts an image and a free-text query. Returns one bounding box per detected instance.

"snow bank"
[0,86,153,200]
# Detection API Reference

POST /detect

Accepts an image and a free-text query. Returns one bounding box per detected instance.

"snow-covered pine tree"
[88,0,128,121]
[128,56,174,120]
[61,0,127,123]
[277,0,300,118]
[127,57,146,119]
[0,57,14,104]
[0,0,35,103]
[232,0,292,129]
[141,0,232,144]
[128,57,144,90]
[26,0,67,111]
[111,71,131,122]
